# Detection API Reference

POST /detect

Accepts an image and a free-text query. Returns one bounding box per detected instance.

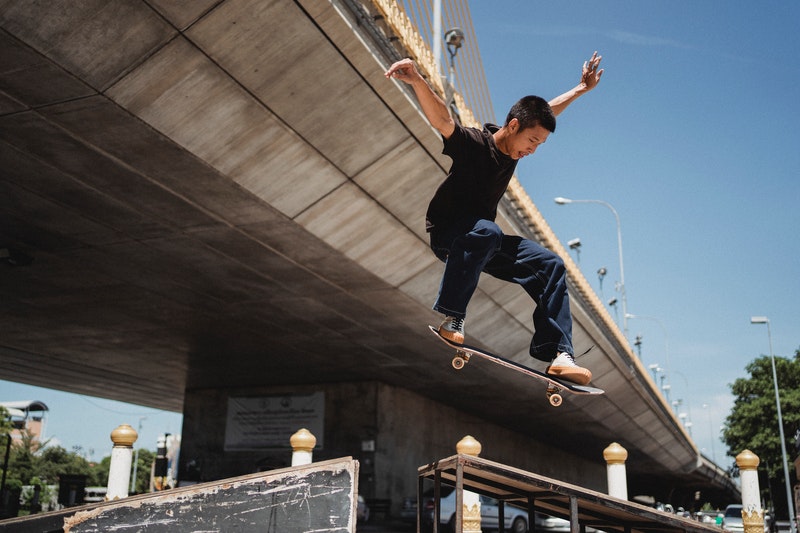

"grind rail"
[418,454,721,533]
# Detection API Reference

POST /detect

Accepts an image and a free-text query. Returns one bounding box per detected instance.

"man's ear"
[507,118,519,133]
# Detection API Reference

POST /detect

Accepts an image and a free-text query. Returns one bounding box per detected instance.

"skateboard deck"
[428,325,604,407]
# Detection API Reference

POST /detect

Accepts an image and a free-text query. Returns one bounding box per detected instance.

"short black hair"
[505,95,556,133]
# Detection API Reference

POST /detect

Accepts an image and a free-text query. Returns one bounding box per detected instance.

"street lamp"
[750,316,797,533]
[555,197,628,337]
[648,363,661,383]
[702,403,718,464]
[130,416,146,494]
[567,238,582,265]
[626,313,670,377]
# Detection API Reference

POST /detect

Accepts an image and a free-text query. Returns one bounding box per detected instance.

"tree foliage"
[722,348,800,518]
[131,448,156,494]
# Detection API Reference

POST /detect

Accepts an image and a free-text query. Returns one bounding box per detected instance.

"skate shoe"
[546,352,592,385]
[438,316,465,345]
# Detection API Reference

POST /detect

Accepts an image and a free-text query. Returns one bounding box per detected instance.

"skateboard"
[428,325,604,407]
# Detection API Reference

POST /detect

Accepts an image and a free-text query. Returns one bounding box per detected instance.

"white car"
[426,488,530,533]
[721,504,744,533]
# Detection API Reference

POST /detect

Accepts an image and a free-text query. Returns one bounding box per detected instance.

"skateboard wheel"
[451,356,466,370]
[548,393,563,407]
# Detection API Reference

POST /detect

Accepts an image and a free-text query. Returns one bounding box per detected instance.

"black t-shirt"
[425,123,518,232]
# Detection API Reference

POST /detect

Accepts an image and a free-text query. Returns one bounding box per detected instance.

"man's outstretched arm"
[385,58,456,139]
[549,51,604,117]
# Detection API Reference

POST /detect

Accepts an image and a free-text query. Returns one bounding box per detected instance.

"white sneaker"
[438,316,465,345]
[546,352,592,385]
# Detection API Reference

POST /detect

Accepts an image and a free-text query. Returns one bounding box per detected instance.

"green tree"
[7,429,42,487]
[1,407,17,499]
[131,448,156,494]
[36,445,93,486]
[3,430,108,504]
[722,348,800,519]
[0,407,13,434]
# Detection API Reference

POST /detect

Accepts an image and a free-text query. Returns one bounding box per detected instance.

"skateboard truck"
[451,348,563,406]
[545,386,563,407]
[451,350,471,370]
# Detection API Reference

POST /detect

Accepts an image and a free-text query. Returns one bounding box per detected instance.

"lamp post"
[702,403,718,464]
[130,416,146,494]
[750,316,796,533]
[555,197,628,337]
[648,363,661,383]
[626,313,670,377]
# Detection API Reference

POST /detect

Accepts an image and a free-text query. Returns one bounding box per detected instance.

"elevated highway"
[0,0,736,507]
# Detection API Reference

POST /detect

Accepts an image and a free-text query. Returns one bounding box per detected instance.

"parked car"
[420,487,529,533]
[721,504,744,533]
[534,511,571,532]
[406,486,572,533]
[356,495,369,522]
[400,492,420,523]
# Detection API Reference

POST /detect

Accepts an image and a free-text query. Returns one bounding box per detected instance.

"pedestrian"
[384,52,604,384]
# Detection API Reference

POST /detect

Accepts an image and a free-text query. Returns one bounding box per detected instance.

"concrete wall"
[179,382,607,516]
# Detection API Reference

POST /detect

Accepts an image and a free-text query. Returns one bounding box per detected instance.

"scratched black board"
[0,457,358,533]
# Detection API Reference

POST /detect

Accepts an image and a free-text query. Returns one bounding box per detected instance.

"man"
[385,52,603,385]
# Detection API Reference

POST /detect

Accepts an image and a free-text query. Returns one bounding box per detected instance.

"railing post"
[736,449,764,533]
[106,424,137,500]
[290,428,316,466]
[456,435,481,533]
[603,442,628,500]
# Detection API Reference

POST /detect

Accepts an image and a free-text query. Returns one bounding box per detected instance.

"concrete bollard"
[736,450,764,533]
[603,442,628,500]
[456,435,482,533]
[290,428,316,466]
[106,424,138,500]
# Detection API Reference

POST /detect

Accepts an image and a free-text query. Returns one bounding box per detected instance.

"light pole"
[130,416,146,494]
[555,197,628,337]
[648,363,661,383]
[750,316,796,533]
[702,403,718,464]
[626,313,671,378]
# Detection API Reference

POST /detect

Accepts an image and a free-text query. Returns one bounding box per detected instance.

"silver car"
[721,504,744,533]
[427,489,530,533]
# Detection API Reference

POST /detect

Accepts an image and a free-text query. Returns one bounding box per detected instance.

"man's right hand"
[384,58,423,85]
[385,58,455,138]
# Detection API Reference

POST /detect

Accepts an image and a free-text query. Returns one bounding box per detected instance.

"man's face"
[507,121,550,160]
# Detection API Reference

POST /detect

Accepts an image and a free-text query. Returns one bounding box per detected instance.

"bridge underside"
[0,0,736,506]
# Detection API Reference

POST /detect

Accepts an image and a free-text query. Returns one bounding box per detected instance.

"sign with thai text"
[224,393,325,450]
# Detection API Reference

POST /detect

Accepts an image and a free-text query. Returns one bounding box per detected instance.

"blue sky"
[0,384,183,463]
[468,0,800,467]
[3,1,799,469]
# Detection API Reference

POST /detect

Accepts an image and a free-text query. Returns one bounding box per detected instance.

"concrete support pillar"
[290,428,316,466]
[736,449,764,533]
[603,442,628,500]
[457,435,482,533]
[106,424,137,500]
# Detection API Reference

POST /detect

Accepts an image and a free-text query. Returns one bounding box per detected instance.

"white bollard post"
[603,442,628,500]
[457,435,482,533]
[290,428,316,466]
[736,450,765,533]
[106,424,138,500]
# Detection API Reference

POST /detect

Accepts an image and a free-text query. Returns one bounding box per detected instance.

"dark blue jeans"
[430,218,573,361]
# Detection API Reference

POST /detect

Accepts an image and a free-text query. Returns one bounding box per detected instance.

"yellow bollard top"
[457,435,482,457]
[290,428,317,452]
[736,449,760,470]
[110,423,138,447]
[603,442,628,465]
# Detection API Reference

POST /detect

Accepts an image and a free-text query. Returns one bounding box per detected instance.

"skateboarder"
[385,52,604,385]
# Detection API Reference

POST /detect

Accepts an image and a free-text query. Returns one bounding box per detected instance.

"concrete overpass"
[0,0,736,511]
